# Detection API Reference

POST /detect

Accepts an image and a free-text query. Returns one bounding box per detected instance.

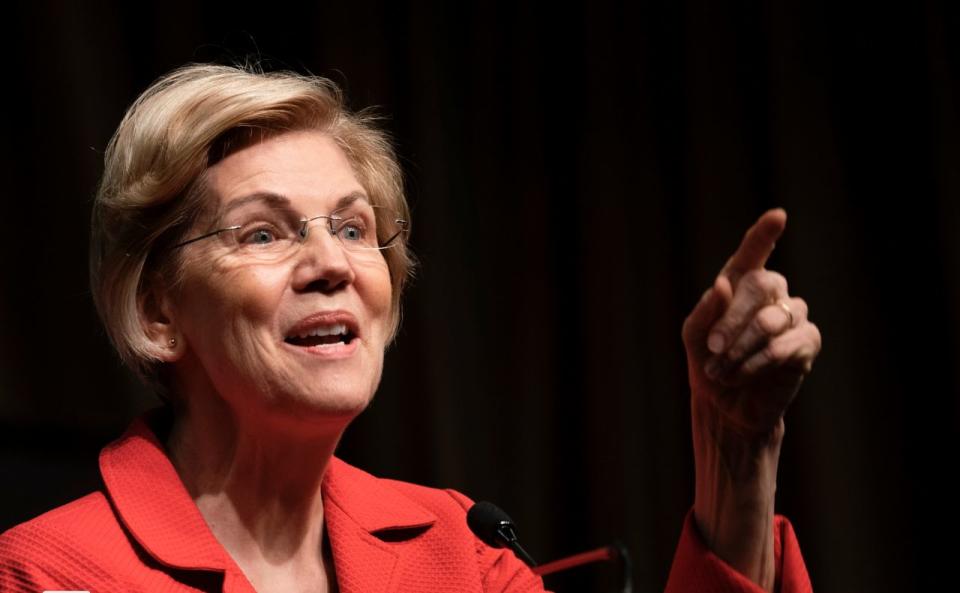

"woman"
[0,64,820,592]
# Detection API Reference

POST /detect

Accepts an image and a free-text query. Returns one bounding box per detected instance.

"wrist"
[692,401,784,591]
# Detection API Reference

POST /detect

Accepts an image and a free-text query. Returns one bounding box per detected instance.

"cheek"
[232,266,289,326]
[355,260,393,329]
[179,262,288,353]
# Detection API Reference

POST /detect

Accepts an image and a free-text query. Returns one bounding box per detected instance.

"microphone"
[467,501,634,593]
[466,501,538,567]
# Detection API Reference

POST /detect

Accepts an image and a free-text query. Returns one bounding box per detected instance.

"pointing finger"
[720,209,787,282]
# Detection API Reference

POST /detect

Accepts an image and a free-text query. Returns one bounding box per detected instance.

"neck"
[166,382,349,589]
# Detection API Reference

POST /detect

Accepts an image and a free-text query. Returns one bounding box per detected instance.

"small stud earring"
[168,338,177,347]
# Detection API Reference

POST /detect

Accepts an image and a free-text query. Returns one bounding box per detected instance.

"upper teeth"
[294,323,348,339]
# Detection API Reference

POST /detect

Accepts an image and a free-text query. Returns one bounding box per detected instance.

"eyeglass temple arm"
[380,219,408,248]
[170,226,240,250]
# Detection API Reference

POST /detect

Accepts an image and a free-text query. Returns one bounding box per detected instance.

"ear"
[138,275,184,362]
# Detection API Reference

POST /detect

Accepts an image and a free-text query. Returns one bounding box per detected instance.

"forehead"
[205,130,365,212]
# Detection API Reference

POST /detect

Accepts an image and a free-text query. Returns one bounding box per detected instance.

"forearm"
[692,407,784,592]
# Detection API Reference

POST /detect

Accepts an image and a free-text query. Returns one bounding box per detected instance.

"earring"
[168,337,177,347]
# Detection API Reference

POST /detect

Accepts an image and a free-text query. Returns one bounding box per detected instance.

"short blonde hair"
[90,63,413,381]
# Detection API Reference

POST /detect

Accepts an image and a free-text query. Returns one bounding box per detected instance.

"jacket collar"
[322,457,436,534]
[99,412,437,590]
[321,458,437,593]
[99,412,233,573]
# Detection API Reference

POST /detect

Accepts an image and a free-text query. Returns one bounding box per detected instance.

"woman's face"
[168,130,393,429]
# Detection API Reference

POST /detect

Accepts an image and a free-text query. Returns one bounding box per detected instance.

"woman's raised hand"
[680,209,821,591]
[682,208,821,440]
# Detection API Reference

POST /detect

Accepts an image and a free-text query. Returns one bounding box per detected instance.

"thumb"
[682,277,732,360]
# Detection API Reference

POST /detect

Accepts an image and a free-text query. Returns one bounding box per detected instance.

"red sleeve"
[665,511,813,593]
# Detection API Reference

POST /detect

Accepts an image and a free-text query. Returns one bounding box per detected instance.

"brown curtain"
[1,1,956,591]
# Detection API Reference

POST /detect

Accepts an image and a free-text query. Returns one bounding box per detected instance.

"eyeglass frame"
[168,204,409,254]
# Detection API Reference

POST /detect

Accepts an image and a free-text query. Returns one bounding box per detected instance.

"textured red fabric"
[0,416,812,592]
[665,510,813,593]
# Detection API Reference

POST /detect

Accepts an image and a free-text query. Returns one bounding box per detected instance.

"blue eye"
[228,211,298,252]
[245,229,277,244]
[339,224,363,242]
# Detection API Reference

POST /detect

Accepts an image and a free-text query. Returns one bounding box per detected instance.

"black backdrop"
[1,1,957,591]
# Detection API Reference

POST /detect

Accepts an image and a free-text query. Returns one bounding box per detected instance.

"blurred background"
[1,1,957,591]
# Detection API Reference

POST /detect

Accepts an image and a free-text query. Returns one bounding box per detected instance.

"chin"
[267,384,375,430]
[309,390,374,418]
[236,352,383,432]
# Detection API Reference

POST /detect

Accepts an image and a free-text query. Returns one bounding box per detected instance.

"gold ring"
[776,300,794,328]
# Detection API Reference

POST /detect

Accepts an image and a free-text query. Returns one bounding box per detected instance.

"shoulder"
[0,492,128,590]
[1,491,116,555]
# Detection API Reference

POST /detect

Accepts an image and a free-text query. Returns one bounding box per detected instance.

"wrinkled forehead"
[200,130,371,219]
[214,190,373,220]
[212,130,361,192]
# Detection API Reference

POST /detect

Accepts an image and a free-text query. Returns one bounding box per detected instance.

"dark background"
[1,1,957,591]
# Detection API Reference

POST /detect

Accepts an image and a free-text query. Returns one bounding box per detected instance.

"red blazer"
[0,417,812,592]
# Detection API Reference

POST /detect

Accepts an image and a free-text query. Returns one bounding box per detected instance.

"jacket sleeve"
[665,510,813,593]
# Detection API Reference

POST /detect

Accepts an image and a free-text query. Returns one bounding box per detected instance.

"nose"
[290,223,356,294]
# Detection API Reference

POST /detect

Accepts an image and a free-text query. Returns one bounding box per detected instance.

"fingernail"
[707,332,725,354]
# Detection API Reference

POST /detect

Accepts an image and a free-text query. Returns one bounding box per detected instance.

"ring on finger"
[775,299,794,328]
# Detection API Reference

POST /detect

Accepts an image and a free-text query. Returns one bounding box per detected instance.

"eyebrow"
[219,192,291,216]
[219,191,370,217]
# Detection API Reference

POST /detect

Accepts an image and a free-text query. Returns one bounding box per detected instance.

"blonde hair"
[90,63,413,381]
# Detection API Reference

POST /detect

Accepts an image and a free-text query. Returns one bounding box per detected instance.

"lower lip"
[283,338,361,360]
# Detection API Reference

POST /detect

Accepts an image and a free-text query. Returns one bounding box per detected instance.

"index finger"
[720,208,788,278]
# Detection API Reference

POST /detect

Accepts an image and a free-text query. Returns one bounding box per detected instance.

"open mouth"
[284,323,357,347]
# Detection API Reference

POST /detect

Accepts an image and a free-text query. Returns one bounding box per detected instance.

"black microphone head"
[466,501,514,548]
